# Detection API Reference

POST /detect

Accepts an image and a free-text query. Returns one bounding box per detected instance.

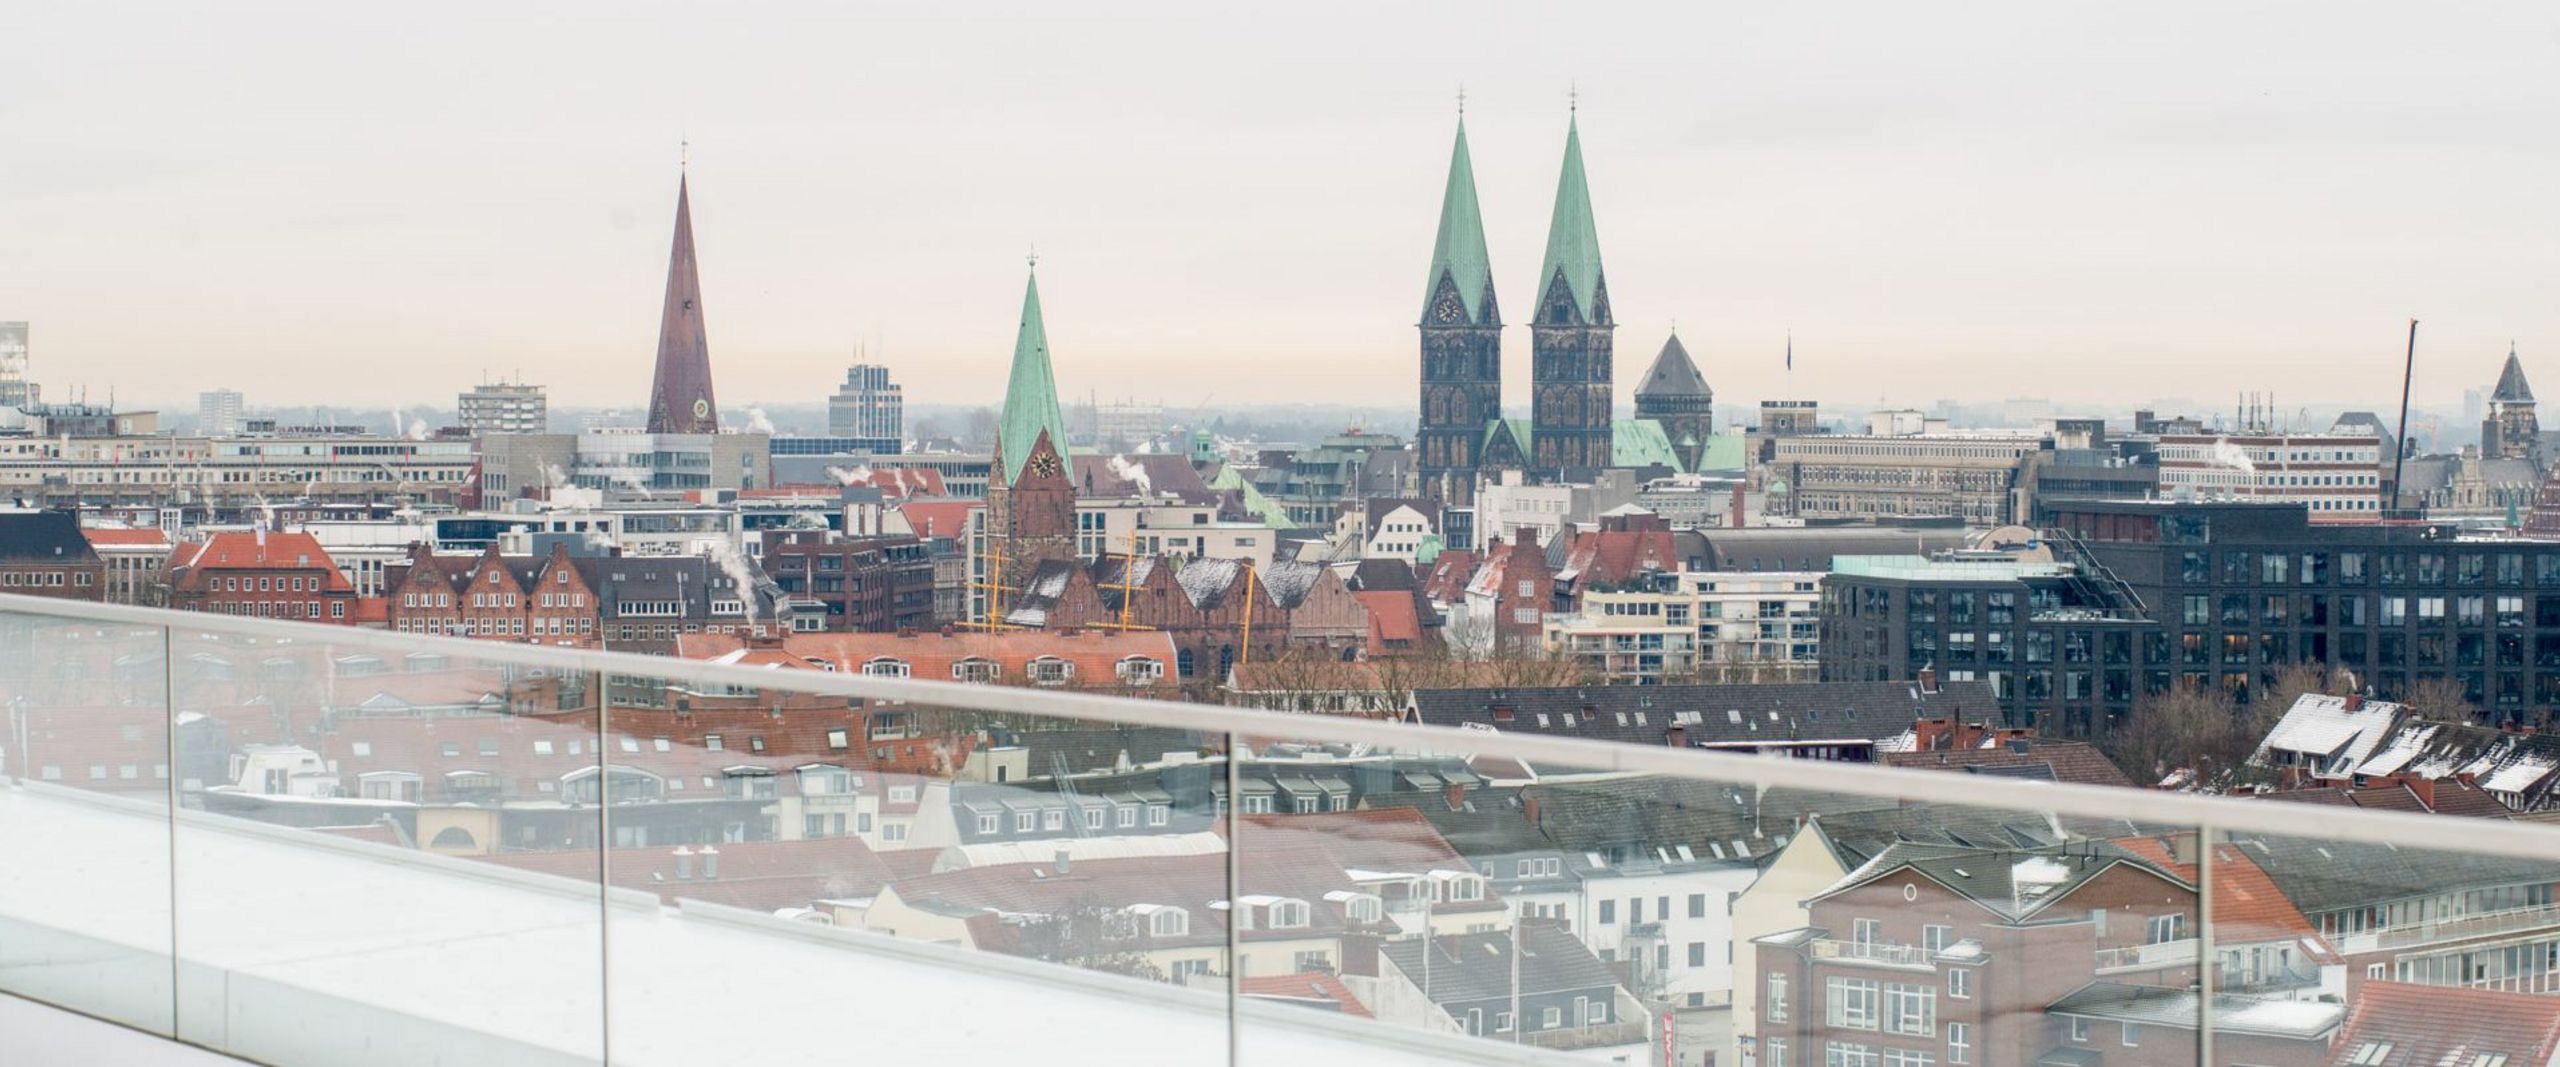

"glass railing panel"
[2203,828,2560,1065]
[166,627,605,1065]
[1230,722,2201,1067]
[597,674,1232,1062]
[0,606,174,1035]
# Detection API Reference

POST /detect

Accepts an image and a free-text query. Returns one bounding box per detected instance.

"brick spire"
[647,174,719,435]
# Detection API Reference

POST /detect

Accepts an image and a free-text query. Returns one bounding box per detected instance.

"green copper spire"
[997,263,1070,485]
[1538,114,1605,323]
[1423,118,1495,323]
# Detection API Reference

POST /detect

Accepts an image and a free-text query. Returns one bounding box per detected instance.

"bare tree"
[2104,681,2261,790]
[2403,676,2479,724]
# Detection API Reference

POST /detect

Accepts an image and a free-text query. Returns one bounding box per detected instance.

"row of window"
[975,803,1173,835]
[0,570,90,587]
[188,599,346,619]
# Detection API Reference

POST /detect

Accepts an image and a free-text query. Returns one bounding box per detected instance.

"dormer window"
[1115,656,1165,685]
[1028,656,1074,686]
[1267,899,1310,929]
[1132,904,1189,938]
[862,657,911,679]
[952,658,1001,683]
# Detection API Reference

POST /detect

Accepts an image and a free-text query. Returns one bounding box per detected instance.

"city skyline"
[5,3,2556,414]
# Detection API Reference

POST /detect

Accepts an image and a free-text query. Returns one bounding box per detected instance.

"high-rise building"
[1416,117,1502,508]
[1527,112,1614,476]
[646,174,719,435]
[827,364,902,453]
[1634,332,1711,472]
[0,322,31,409]
[198,389,245,436]
[1092,400,1161,451]
[458,380,547,436]
[982,264,1076,607]
[2483,343,2539,462]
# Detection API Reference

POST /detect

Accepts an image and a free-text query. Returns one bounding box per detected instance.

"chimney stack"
[698,845,719,880]
[672,845,694,881]
[1054,847,1072,876]
[1917,665,1939,696]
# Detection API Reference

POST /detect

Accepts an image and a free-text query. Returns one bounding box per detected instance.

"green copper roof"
[1694,432,1749,473]
[1538,115,1605,322]
[1424,119,1496,323]
[998,267,1071,485]
[1611,418,1681,471]
[1206,464,1289,526]
[1484,417,1535,451]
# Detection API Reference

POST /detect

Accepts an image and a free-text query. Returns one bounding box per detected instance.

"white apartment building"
[2156,432,2384,513]
[0,433,475,508]
[1072,499,1276,567]
[458,381,547,436]
[1673,570,1824,674]
[198,389,245,436]
[1544,591,1701,683]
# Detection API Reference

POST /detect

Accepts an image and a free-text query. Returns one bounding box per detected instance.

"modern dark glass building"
[1821,501,2560,730]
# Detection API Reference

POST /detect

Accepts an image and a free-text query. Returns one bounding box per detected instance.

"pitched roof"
[677,629,1181,690]
[1379,923,1621,1004]
[645,174,719,435]
[1635,333,1709,399]
[1882,739,2135,789]
[1410,681,1996,752]
[1422,118,1496,325]
[1239,973,1373,1018]
[2493,343,2536,403]
[1537,115,1605,324]
[78,526,171,549]
[1353,590,1420,644]
[2229,834,2560,915]
[1610,418,1683,471]
[1813,841,2186,922]
[0,511,101,563]
[997,266,1071,486]
[2108,837,2328,952]
[890,500,980,541]
[168,531,352,591]
[2325,981,2560,1067]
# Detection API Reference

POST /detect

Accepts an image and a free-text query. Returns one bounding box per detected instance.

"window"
[1947,1022,1971,1064]
[2121,1023,2139,1047]
[1115,656,1165,685]
[2148,913,2186,944]
[1826,977,1879,1030]
[1043,809,1064,831]
[1826,1043,1877,1067]
[952,657,1000,683]
[1882,1052,1933,1067]
[1028,656,1074,685]
[2070,1018,2089,1042]
[1768,1039,1788,1067]
[1883,983,1934,1037]
[1149,907,1189,937]
[1266,899,1310,928]
[1148,804,1169,826]
[1690,893,1707,918]
[1116,804,1137,828]
[1014,810,1036,832]
[862,657,910,678]
[1947,968,1972,999]
[1766,973,1789,1022]
[975,813,998,834]
[2344,1044,2393,1067]
[1083,807,1104,830]
[1922,924,1951,954]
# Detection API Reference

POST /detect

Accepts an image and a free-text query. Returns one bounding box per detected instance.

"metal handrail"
[7,593,2560,864]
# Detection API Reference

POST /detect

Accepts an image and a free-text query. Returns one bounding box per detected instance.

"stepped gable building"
[383,542,601,646]
[2484,342,2541,463]
[1416,116,1503,508]
[983,263,1078,602]
[646,173,720,435]
[1634,332,1712,473]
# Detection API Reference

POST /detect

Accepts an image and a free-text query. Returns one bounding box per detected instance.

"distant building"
[2483,343,2541,463]
[1773,432,2042,523]
[2155,432,2383,513]
[826,364,902,453]
[458,380,546,436]
[81,526,172,605]
[383,542,600,646]
[1634,332,1712,473]
[759,530,936,632]
[645,174,720,435]
[198,389,245,436]
[165,531,358,622]
[0,321,32,408]
[1091,399,1159,451]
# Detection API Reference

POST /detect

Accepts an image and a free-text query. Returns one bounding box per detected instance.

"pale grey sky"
[5,2,2557,416]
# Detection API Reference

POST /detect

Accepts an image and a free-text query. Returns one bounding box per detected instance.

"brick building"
[384,542,601,646]
[166,531,357,622]
[759,530,935,632]
[0,510,105,600]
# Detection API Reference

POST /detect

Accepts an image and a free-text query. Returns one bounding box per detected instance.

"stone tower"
[2484,343,2540,462]
[985,264,1078,601]
[1634,332,1712,472]
[1417,117,1503,507]
[1528,113,1614,476]
[646,174,720,435]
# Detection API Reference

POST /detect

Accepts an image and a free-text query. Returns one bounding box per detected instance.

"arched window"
[862,657,911,679]
[1115,656,1165,685]
[952,658,1000,683]
[1028,657,1075,686]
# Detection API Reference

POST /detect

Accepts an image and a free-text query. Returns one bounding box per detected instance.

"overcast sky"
[6,2,2557,419]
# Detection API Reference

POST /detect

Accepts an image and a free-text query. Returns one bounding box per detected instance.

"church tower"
[1635,331,1712,472]
[1417,115,1503,507]
[985,262,1078,601]
[2484,343,2540,462]
[646,173,720,435]
[1529,111,1614,476]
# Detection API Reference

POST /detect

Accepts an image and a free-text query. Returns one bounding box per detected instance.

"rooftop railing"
[4,593,2560,1067]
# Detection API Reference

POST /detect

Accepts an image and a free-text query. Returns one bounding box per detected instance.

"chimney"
[1443,781,1466,811]
[697,845,719,880]
[672,845,694,881]
[1911,716,1949,751]
[1667,723,1690,750]
[1054,847,1072,876]
[2396,774,2437,811]
[1917,665,1939,696]
[2165,831,2200,867]
[1522,795,1543,827]
[1730,483,1747,529]
[2343,693,2364,712]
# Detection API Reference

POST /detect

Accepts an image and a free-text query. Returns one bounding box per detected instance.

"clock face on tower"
[1434,299,1461,324]
[692,398,710,421]
[1029,451,1062,480]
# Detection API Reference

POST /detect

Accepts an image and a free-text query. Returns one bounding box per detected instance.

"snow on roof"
[2257,694,2402,775]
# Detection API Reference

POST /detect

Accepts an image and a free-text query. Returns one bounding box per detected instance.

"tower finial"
[1457,84,1466,118]
[679,134,689,171]
[1027,244,1039,271]
[1569,82,1578,114]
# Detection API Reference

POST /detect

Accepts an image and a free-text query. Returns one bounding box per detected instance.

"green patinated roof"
[1538,116,1605,322]
[1415,534,1445,565]
[1207,464,1290,527]
[1611,418,1682,472]
[1483,417,1535,452]
[998,267,1071,485]
[1694,433,1749,473]
[1424,119,1496,324]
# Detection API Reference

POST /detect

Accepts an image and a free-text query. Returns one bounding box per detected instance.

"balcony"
[2094,938,2199,974]
[4,594,2560,1066]
[2334,902,2560,955]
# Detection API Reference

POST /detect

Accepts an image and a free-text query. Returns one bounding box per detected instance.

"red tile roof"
[2327,981,2560,1067]
[1882,739,2134,789]
[677,629,1181,691]
[890,501,979,541]
[1353,590,1420,645]
[2110,837,2329,956]
[1238,973,1374,1018]
[169,531,354,591]
[80,527,171,547]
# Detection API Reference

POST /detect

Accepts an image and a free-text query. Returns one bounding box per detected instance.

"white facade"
[1543,591,1700,683]
[1673,571,1824,672]
[2157,433,2384,513]
[458,381,547,436]
[1363,504,1437,564]
[197,390,244,436]
[1072,499,1276,567]
[0,433,474,506]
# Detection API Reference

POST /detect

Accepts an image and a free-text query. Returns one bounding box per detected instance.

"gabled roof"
[1811,841,2186,922]
[1882,740,2134,789]
[0,511,102,563]
[2229,834,2560,915]
[1422,118,1496,325]
[2109,837,2330,953]
[2325,981,2560,1067]
[2493,343,2535,404]
[1536,115,1605,324]
[1610,418,1683,472]
[168,532,352,591]
[997,266,1070,486]
[1353,590,1420,644]
[1635,333,1709,399]
[1379,923,1621,1005]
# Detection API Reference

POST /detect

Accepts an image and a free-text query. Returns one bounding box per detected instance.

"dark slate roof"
[1808,803,2152,869]
[1010,726,1208,777]
[1882,739,2136,789]
[1346,558,1419,593]
[1816,841,2186,921]
[1410,681,1998,750]
[573,554,787,618]
[2227,835,2560,916]
[1520,777,1880,858]
[1378,923,1622,1004]
[1356,788,1564,861]
[1695,528,1971,573]
[0,511,101,563]
[1635,333,1710,399]
[2495,346,2536,403]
